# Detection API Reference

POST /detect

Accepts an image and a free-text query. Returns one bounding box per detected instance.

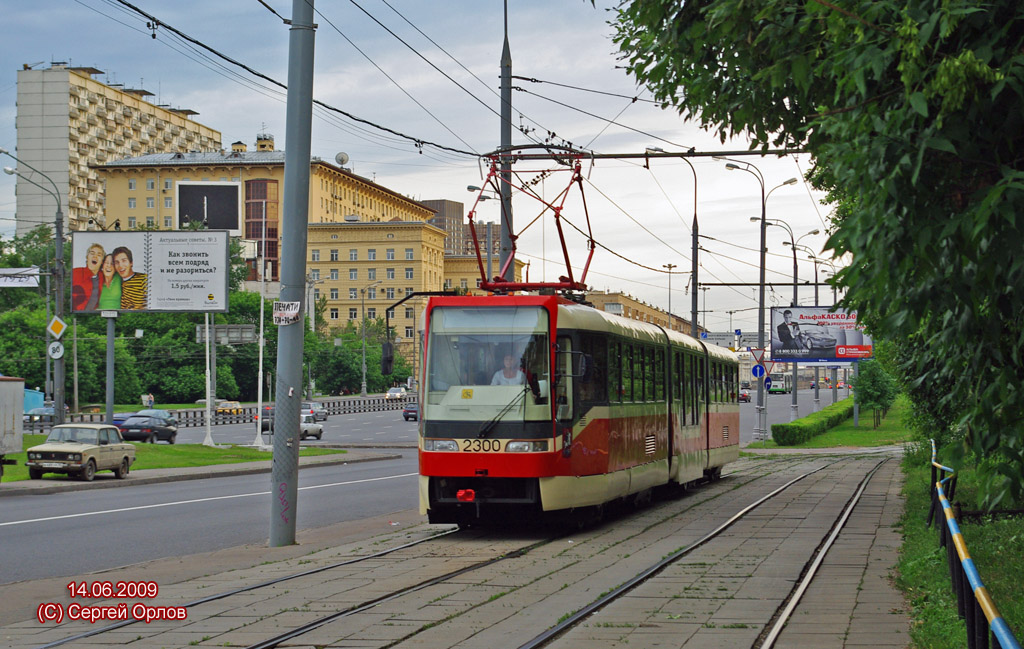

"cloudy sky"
[0,0,838,337]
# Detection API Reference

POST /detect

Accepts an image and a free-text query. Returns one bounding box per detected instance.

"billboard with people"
[70,231,230,313]
[769,306,872,362]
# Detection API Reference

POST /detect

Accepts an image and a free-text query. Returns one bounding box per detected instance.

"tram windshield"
[425,306,550,408]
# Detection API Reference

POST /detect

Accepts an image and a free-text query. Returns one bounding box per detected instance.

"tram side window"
[629,344,640,402]
[578,333,607,403]
[608,341,621,402]
[622,344,633,401]
[677,352,687,421]
[655,348,665,401]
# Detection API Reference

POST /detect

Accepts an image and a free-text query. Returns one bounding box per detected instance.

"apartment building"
[586,290,699,334]
[93,136,435,281]
[13,63,221,235]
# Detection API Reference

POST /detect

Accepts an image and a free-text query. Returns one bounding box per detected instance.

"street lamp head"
[808,228,820,235]
[749,216,760,223]
[783,177,798,185]
[725,163,740,170]
[467,185,482,192]
[3,166,15,176]
[646,146,665,153]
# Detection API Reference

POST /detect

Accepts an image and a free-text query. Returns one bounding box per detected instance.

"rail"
[927,439,1021,649]
[21,395,418,433]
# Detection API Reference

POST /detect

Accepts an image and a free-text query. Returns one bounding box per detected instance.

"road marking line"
[0,473,418,527]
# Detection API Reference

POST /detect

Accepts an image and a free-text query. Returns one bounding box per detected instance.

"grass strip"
[2,434,346,482]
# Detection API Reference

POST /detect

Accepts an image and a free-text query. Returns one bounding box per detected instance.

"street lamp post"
[663,263,677,329]
[788,244,825,409]
[648,147,699,336]
[769,221,819,421]
[2,154,65,424]
[721,156,795,442]
[253,200,268,448]
[361,279,382,397]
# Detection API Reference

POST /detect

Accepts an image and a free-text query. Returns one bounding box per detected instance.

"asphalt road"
[0,451,420,584]
[174,406,420,446]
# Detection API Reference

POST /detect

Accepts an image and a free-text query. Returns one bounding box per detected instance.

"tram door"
[555,336,574,423]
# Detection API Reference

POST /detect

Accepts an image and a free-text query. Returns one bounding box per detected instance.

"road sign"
[700,332,707,339]
[751,364,766,378]
[47,341,65,360]
[47,316,68,340]
[701,331,737,348]
[734,329,741,336]
[764,376,773,391]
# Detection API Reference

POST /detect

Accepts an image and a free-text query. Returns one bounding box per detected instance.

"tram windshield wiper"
[478,387,528,439]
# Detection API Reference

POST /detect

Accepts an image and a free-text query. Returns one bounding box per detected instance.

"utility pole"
[498,0,514,282]
[270,0,316,548]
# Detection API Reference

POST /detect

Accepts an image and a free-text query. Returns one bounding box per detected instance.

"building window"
[460,279,468,289]
[128,179,137,190]
[146,216,154,228]
[146,178,155,190]
[367,249,377,260]
[386,287,395,299]
[164,197,172,209]
[164,178,172,190]
[405,326,414,338]
[349,268,357,280]
[311,269,320,280]
[330,269,339,280]
[476,279,482,288]
[367,288,377,300]
[405,268,414,279]
[314,289,320,300]
[444,279,452,289]
[349,288,357,299]
[406,287,413,295]
[146,197,155,209]
[349,308,358,319]
[367,308,377,319]
[330,288,339,299]
[330,308,339,320]
[128,217,137,228]
[405,248,414,260]
[386,268,395,280]
[128,198,136,209]
[405,307,414,319]
[330,249,339,261]
[368,268,376,280]
[164,216,172,228]
[349,249,358,261]
[311,249,320,262]
[386,248,395,260]
[387,308,395,319]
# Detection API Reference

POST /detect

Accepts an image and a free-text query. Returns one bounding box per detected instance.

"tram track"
[26,453,859,649]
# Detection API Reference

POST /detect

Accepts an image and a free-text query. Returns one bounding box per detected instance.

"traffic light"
[381,341,394,375]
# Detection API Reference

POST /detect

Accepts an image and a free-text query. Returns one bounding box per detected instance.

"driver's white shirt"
[491,369,525,385]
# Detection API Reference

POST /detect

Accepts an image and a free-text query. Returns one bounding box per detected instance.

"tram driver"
[491,353,526,385]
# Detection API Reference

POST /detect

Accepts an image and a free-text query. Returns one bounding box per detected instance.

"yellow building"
[93,136,434,281]
[442,254,526,295]
[14,63,221,235]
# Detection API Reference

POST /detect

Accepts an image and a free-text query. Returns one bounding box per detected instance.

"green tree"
[851,359,898,428]
[611,0,1024,507]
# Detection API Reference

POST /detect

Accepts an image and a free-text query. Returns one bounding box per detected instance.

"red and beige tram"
[417,293,740,525]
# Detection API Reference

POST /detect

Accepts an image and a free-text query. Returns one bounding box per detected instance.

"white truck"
[0,376,25,481]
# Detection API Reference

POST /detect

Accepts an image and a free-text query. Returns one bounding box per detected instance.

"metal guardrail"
[21,396,419,433]
[928,439,1021,649]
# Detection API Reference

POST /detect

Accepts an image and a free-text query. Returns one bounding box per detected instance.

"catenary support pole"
[105,314,115,424]
[271,0,316,547]
[499,0,514,282]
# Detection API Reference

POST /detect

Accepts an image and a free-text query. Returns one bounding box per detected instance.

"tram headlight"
[423,439,458,452]
[506,441,549,452]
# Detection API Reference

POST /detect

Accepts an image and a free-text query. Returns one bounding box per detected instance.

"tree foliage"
[851,359,899,428]
[611,0,1024,505]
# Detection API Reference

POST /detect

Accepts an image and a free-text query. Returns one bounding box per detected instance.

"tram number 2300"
[459,439,503,453]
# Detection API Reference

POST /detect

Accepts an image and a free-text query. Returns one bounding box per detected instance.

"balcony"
[86,114,98,125]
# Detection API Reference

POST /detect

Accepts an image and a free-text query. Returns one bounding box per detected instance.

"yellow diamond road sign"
[47,316,68,340]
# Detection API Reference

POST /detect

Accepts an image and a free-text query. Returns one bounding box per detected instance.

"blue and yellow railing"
[928,440,1021,649]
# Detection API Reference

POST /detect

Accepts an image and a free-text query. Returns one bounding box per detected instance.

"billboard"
[70,231,230,313]
[770,306,872,362]
[177,182,241,235]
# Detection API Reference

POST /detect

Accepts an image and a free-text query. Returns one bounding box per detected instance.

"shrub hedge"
[771,397,855,445]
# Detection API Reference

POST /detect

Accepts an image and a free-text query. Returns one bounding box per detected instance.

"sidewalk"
[0,448,400,498]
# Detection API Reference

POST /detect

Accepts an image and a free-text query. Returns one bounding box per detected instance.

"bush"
[772,397,855,446]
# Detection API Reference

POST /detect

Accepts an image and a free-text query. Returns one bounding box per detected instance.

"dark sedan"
[403,403,419,421]
[119,415,178,444]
